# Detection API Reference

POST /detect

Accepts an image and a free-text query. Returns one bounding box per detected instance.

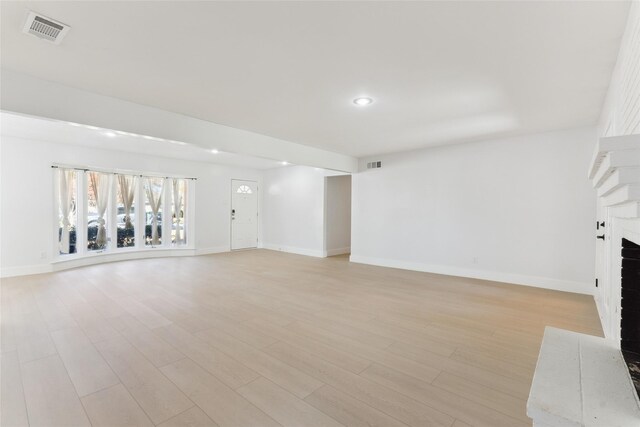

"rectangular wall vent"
[366,161,382,169]
[22,11,70,44]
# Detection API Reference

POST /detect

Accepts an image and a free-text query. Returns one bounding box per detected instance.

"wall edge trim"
[349,254,594,296]
[262,244,326,258]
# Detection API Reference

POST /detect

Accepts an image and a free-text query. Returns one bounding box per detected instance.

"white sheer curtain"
[172,179,186,245]
[118,175,136,229]
[58,169,74,254]
[145,177,164,245]
[182,180,187,244]
[89,172,110,248]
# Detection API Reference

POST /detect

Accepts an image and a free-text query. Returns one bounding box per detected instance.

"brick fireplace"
[527,134,640,426]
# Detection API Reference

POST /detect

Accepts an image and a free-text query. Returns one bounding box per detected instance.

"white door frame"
[230,179,258,250]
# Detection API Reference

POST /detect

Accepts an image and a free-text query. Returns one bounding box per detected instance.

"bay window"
[54,166,194,259]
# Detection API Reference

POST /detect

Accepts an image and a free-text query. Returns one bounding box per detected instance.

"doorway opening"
[324,175,352,256]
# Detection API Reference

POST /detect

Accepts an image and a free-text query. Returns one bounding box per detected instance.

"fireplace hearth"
[622,237,640,398]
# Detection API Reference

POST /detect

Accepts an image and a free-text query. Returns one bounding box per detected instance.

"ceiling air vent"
[366,161,382,169]
[22,11,70,44]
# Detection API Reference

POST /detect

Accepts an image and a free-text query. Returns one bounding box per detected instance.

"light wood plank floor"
[1,250,602,427]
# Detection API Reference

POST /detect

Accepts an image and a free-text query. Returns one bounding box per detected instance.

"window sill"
[51,247,196,270]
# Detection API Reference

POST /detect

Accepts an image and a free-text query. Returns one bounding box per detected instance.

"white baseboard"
[51,249,196,274]
[262,244,326,258]
[326,247,351,256]
[349,254,593,295]
[1,247,218,278]
[0,264,54,278]
[194,246,229,256]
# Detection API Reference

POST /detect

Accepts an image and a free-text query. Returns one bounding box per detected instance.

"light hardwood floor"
[1,250,602,427]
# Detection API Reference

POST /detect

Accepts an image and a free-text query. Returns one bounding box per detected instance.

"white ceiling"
[0,1,631,157]
[0,112,284,170]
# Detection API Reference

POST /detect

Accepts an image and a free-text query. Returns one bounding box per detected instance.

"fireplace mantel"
[589,134,640,208]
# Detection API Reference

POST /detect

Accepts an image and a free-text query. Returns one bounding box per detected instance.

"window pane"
[144,177,164,246]
[117,175,136,248]
[58,169,77,255]
[237,185,252,194]
[87,172,110,251]
[171,179,187,245]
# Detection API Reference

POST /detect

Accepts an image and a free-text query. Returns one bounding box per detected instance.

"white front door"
[231,180,258,250]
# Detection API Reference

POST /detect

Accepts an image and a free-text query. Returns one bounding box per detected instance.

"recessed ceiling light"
[103,131,117,138]
[281,161,289,166]
[353,97,373,106]
[210,149,219,154]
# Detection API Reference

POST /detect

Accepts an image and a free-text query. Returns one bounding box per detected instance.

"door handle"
[597,234,605,241]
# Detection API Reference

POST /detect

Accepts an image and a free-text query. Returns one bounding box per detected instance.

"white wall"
[351,127,598,294]
[0,136,263,276]
[261,166,327,257]
[324,175,351,256]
